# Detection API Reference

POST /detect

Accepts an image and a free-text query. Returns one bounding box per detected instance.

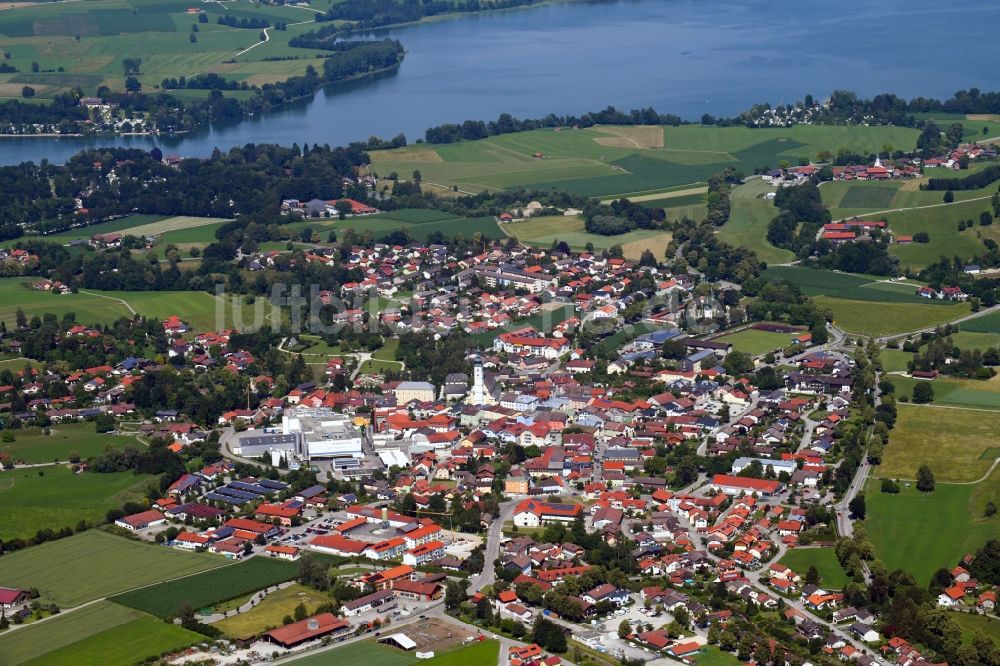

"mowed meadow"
[0,0,343,100]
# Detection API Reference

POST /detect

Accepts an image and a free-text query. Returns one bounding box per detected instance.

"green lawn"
[0,600,145,665]
[813,296,970,337]
[883,197,996,271]
[880,348,914,373]
[953,612,1000,644]
[0,422,142,464]
[717,179,795,265]
[716,327,798,356]
[289,209,505,244]
[422,640,500,666]
[888,375,1000,412]
[373,337,401,362]
[778,548,850,590]
[24,615,202,666]
[865,466,1000,585]
[0,530,226,606]
[879,404,1000,482]
[111,556,298,618]
[211,583,331,639]
[695,646,742,666]
[0,465,153,540]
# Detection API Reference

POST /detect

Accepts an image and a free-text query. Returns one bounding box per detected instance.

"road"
[468,499,518,594]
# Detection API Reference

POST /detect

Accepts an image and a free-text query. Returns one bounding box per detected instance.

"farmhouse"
[0,587,29,610]
[342,589,397,617]
[264,613,351,647]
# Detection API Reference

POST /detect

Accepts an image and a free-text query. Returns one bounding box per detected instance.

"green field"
[888,375,1000,412]
[953,612,1000,644]
[884,198,996,271]
[288,639,418,666]
[111,556,298,618]
[35,214,227,244]
[504,215,672,260]
[877,402,1000,481]
[0,465,153,540]
[813,296,970,337]
[0,422,142,464]
[0,600,146,665]
[778,548,850,590]
[960,309,1000,333]
[0,0,337,99]
[760,266,943,304]
[866,466,1000,585]
[880,348,914,373]
[717,178,795,264]
[0,530,225,606]
[716,327,798,356]
[0,278,233,332]
[213,583,337,639]
[25,615,202,666]
[373,125,920,198]
[695,646,742,666]
[288,208,504,244]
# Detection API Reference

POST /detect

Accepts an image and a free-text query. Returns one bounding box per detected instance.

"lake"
[2,0,999,165]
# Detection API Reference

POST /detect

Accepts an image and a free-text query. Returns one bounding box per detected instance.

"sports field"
[0,0,338,99]
[778,547,850,589]
[716,327,797,356]
[288,639,418,666]
[0,530,225,606]
[0,600,145,665]
[866,465,1000,585]
[504,215,671,260]
[25,615,202,666]
[0,422,142,464]
[373,124,920,198]
[0,465,154,540]
[111,556,298,618]
[879,404,1000,482]
[889,375,1000,412]
[717,178,795,264]
[212,583,331,639]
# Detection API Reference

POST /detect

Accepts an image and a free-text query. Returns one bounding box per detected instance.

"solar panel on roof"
[204,492,249,505]
[228,481,273,495]
[215,487,259,500]
[257,479,289,490]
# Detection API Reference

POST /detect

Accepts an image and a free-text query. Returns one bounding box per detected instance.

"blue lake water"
[2,0,999,165]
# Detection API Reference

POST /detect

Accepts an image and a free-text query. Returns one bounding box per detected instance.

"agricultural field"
[758,266,970,336]
[287,208,504,244]
[37,214,228,244]
[212,583,332,639]
[111,556,298,618]
[716,327,798,356]
[717,178,795,264]
[888,375,1000,412]
[865,465,1000,585]
[959,308,1000,333]
[821,176,997,220]
[0,530,226,606]
[0,464,153,540]
[778,548,850,589]
[0,277,234,332]
[373,124,920,198]
[0,0,338,99]
[813,296,969,337]
[883,197,996,271]
[504,214,671,260]
[879,404,1000,482]
[0,600,145,665]
[25,615,202,666]
[0,422,142,464]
